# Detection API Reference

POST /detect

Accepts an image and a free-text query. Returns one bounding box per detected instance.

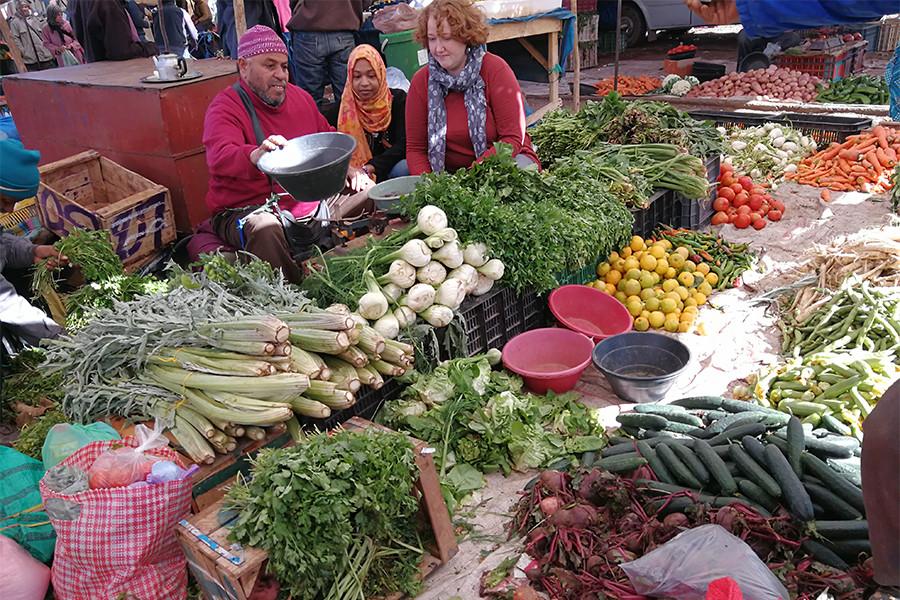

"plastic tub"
[591,332,691,403]
[367,175,421,213]
[502,327,594,394]
[548,285,632,341]
[380,29,427,81]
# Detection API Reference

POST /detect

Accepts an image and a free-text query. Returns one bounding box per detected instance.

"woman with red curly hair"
[405,0,539,174]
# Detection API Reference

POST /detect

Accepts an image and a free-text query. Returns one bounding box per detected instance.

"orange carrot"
[820,189,831,202]
[820,142,849,161]
[873,126,889,149]
[838,149,860,162]
[866,151,883,176]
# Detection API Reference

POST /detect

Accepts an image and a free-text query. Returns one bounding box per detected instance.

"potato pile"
[686,66,821,102]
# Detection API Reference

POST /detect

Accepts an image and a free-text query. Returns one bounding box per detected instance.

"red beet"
[715,506,739,533]
[549,504,598,529]
[539,470,568,494]
[663,512,690,530]
[605,547,637,564]
[540,496,562,517]
[623,531,644,553]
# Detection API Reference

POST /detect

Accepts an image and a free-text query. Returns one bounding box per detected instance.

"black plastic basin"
[257,132,356,202]
[591,332,691,404]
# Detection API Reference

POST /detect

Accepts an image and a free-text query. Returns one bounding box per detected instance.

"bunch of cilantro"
[226,429,423,600]
[399,143,633,293]
[380,354,606,512]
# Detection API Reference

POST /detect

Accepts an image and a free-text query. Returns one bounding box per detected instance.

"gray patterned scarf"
[426,44,488,173]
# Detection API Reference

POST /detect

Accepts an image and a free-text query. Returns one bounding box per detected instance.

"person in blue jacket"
[684,0,900,118]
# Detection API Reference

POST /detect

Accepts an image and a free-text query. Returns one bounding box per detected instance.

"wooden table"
[488,15,578,123]
[3,58,239,232]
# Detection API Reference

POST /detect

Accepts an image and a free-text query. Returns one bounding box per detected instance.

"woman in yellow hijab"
[337,44,408,182]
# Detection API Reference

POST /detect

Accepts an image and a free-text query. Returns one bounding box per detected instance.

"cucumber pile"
[600,396,867,570]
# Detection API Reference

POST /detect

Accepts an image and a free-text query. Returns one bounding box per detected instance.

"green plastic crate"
[380,29,428,81]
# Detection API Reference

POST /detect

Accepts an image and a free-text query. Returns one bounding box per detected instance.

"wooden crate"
[175,418,457,600]
[36,150,176,270]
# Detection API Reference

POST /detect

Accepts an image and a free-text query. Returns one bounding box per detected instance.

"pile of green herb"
[14,410,68,459]
[32,228,123,294]
[380,353,606,512]
[400,143,633,292]
[226,428,423,600]
[1,349,62,423]
[531,92,723,165]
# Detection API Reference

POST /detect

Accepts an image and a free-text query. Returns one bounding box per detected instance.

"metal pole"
[613,0,622,92]
[572,0,580,109]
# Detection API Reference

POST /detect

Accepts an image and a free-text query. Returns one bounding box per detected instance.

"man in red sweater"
[202,25,371,283]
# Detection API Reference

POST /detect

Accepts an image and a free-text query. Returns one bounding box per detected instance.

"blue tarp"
[488,8,577,73]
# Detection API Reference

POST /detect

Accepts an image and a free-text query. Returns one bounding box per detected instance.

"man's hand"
[249,134,288,166]
[32,245,68,268]
[347,167,374,193]
[683,0,739,25]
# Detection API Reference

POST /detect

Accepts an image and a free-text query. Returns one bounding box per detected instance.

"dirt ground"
[417,181,896,599]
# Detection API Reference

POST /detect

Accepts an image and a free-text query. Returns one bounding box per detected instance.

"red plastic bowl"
[502,327,595,394]
[548,285,633,342]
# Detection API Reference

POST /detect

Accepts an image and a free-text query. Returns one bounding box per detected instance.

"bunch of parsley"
[226,429,423,600]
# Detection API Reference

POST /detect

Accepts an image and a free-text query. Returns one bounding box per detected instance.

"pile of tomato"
[710,163,786,230]
[667,44,697,56]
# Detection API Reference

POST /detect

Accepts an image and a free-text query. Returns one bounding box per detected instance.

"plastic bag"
[0,447,56,563]
[620,524,789,600]
[42,421,120,470]
[373,3,419,34]
[0,536,51,600]
[386,66,411,92]
[87,423,167,488]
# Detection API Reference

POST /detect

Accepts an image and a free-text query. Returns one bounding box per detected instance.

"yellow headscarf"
[338,44,393,171]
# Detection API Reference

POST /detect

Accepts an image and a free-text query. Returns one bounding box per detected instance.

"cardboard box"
[37,150,176,270]
[664,58,695,77]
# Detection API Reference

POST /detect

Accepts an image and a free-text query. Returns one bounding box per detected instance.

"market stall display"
[721,122,819,181]
[708,163,787,229]
[816,75,890,105]
[592,75,660,97]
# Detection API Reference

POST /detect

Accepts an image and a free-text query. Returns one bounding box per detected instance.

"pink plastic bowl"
[548,284,633,342]
[502,327,595,394]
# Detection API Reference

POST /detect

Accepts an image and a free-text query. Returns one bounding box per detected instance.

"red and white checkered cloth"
[40,437,192,600]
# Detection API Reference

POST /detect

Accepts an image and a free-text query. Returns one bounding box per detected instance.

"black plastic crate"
[673,154,720,231]
[298,376,402,431]
[778,113,872,145]
[690,110,871,145]
[455,286,548,356]
[631,188,676,239]
[692,61,727,83]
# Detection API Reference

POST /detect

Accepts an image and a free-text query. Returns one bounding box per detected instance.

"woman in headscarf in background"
[337,44,407,183]
[41,2,85,66]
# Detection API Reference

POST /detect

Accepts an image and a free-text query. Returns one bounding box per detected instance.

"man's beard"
[249,81,284,107]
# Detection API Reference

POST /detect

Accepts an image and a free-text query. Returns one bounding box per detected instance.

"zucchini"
[720,399,787,419]
[813,503,827,519]
[634,479,693,495]
[707,412,765,435]
[726,462,740,477]
[656,442,703,489]
[693,439,737,495]
[662,421,704,435]
[786,416,805,477]
[670,396,724,410]
[801,453,865,513]
[593,454,648,473]
[740,435,768,466]
[607,436,633,445]
[687,426,715,439]
[581,451,597,467]
[601,437,690,457]
[633,404,704,427]
[670,442,711,485]
[730,445,781,498]
[830,539,871,561]
[826,457,861,487]
[820,414,852,436]
[765,445,814,522]
[764,434,789,453]
[647,495,695,516]
[736,478,778,511]
[617,412,668,430]
[785,433,854,459]
[707,423,767,446]
[640,429,692,440]
[636,440,675,485]
[803,481,863,520]
[802,540,849,570]
[813,520,868,541]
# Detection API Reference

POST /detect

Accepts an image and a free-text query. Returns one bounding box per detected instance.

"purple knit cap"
[237,25,288,59]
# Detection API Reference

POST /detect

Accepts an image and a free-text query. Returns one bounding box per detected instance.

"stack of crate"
[575,12,600,70]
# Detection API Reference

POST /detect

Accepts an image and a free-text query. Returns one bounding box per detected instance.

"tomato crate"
[774,48,850,81]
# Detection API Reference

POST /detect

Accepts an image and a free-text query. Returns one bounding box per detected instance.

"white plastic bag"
[620,524,789,600]
[87,423,169,488]
[0,536,51,600]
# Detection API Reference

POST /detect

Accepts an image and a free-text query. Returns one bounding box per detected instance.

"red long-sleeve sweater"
[203,80,333,217]
[405,52,539,175]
